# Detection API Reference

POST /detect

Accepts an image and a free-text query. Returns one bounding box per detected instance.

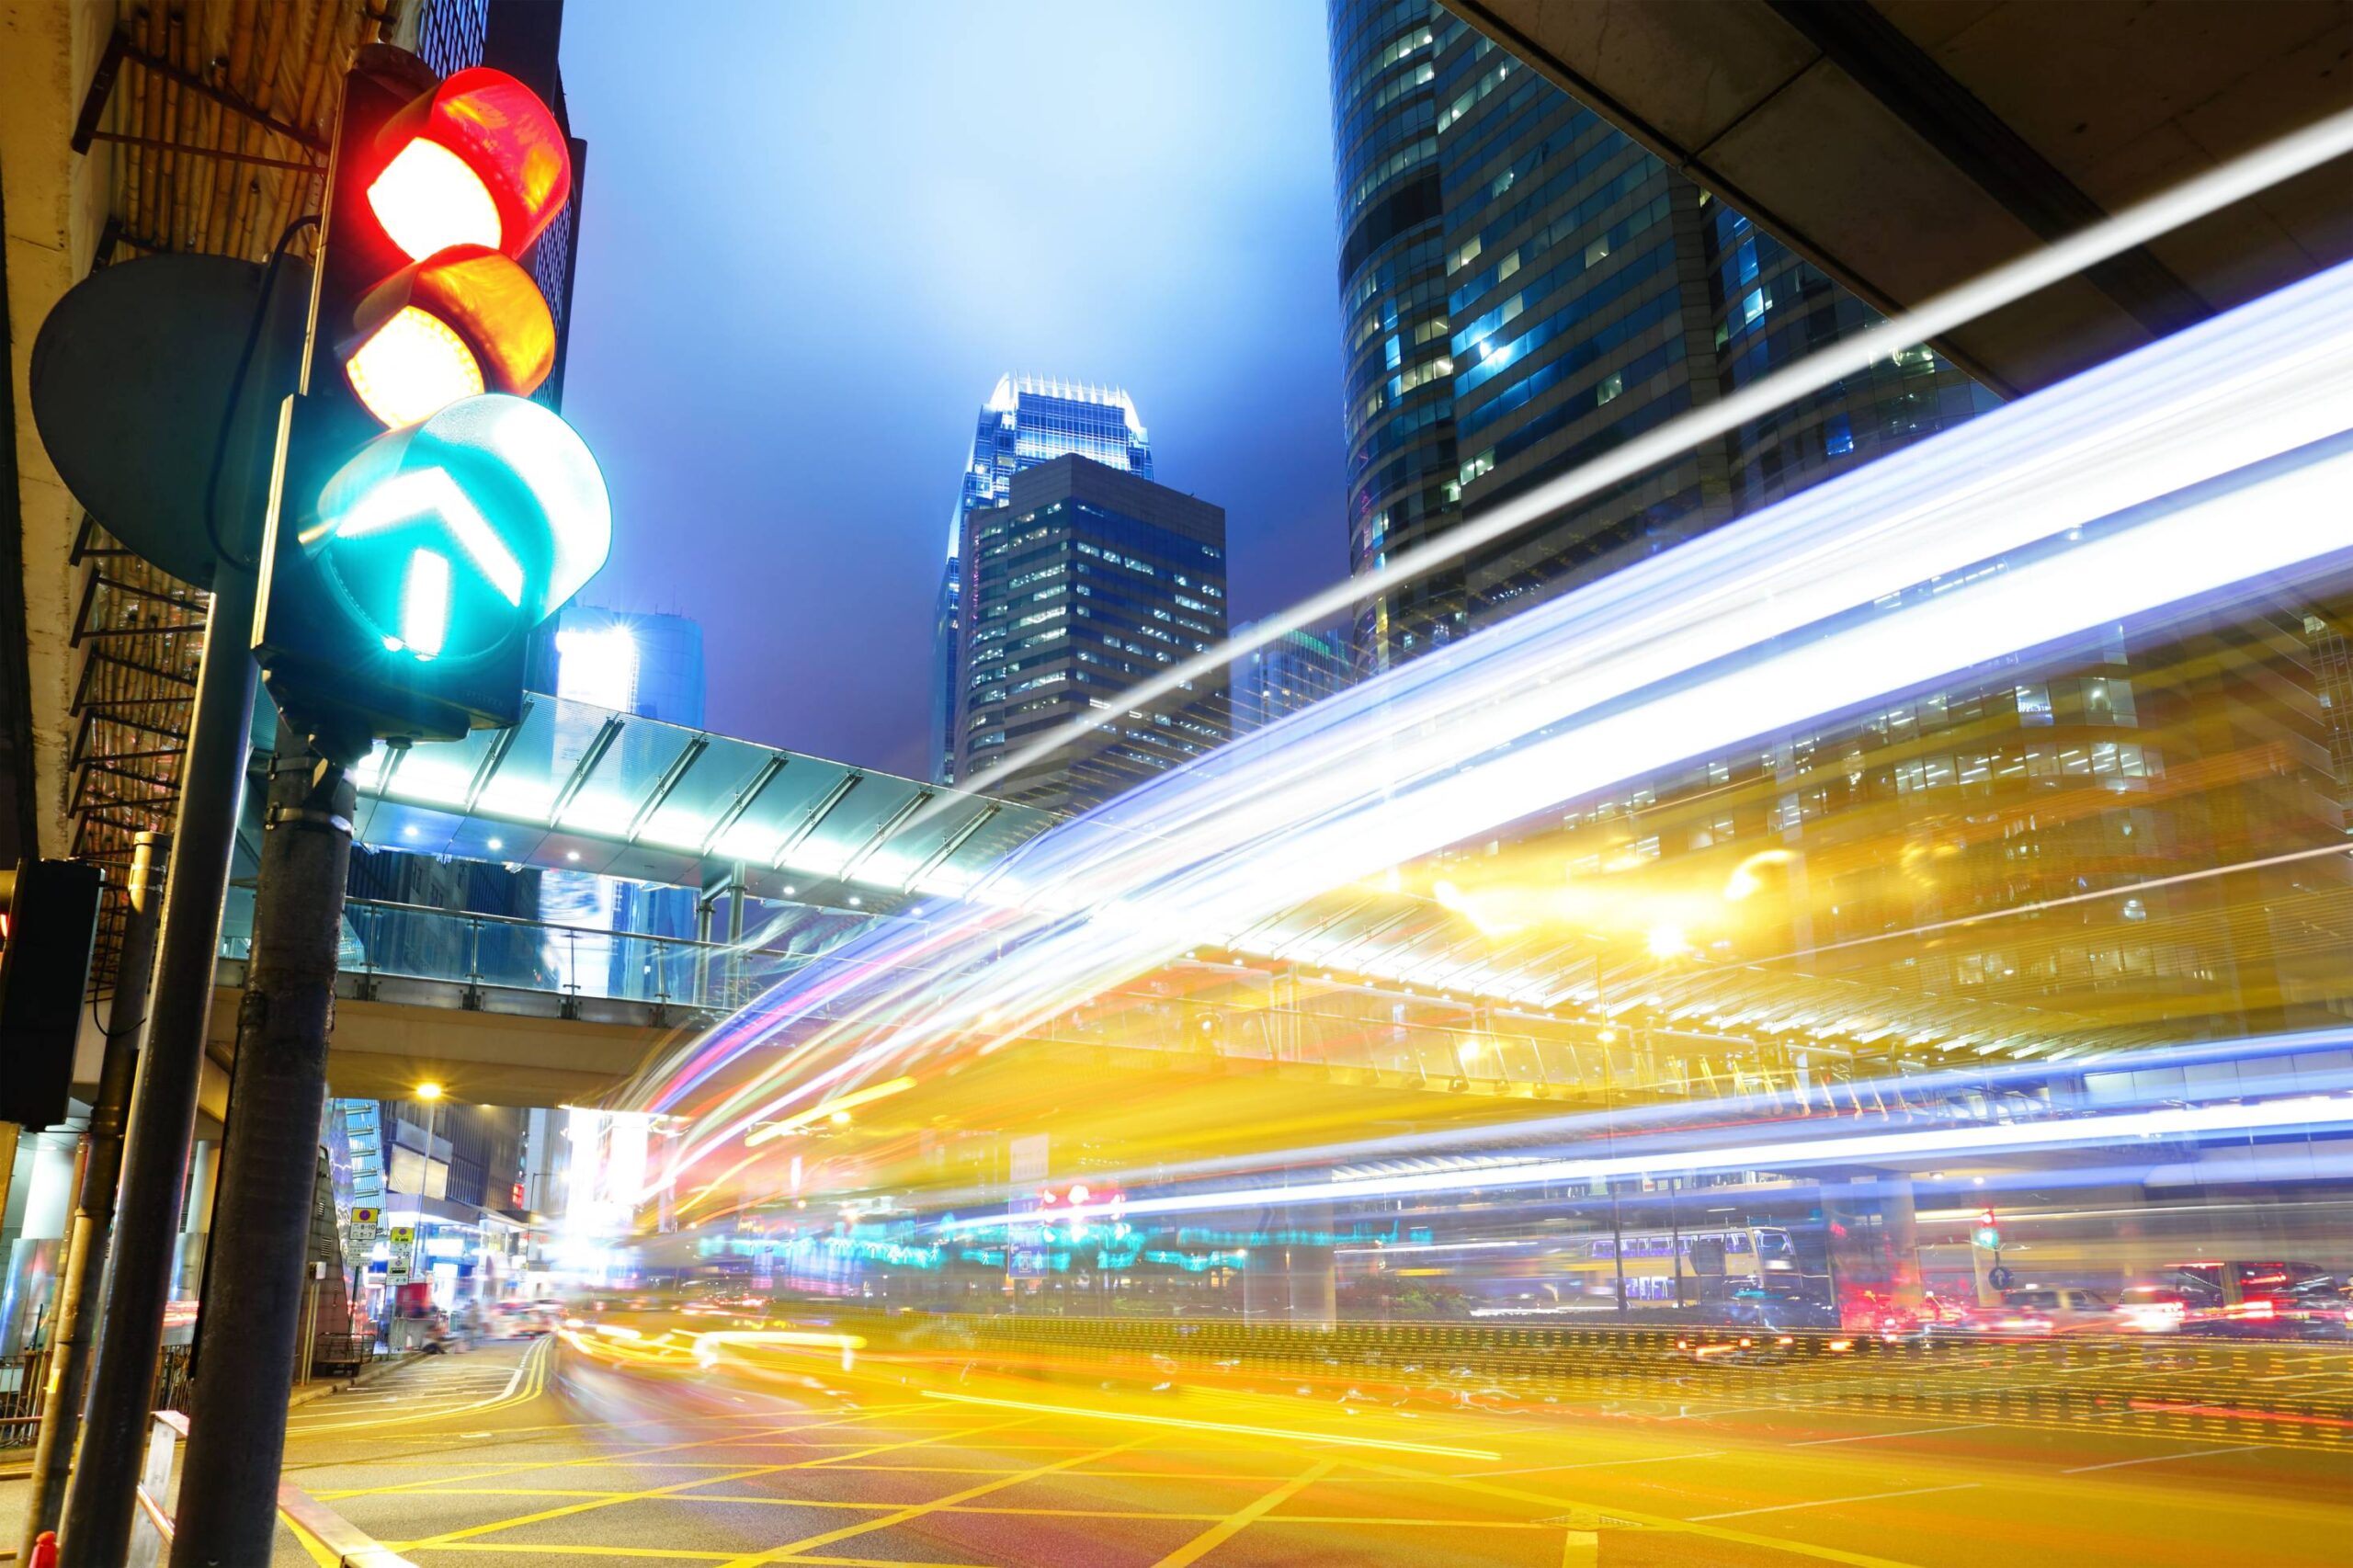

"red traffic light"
[368,68,573,264]
[1978,1208,1996,1228]
[342,245,556,428]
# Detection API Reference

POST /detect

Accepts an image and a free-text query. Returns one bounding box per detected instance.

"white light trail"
[641,259,2353,1183]
[941,1095,2353,1231]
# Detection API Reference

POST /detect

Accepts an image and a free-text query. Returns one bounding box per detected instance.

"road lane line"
[1151,1458,1338,1568]
[1463,1450,1724,1478]
[1687,1483,1981,1521]
[311,1400,938,1500]
[2062,1444,2267,1473]
[1353,1455,1925,1568]
[1790,1423,1995,1446]
[915,1389,1501,1460]
[388,1414,1044,1552]
[699,1435,1153,1568]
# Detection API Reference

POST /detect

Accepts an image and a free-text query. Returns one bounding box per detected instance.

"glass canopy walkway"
[340,692,1056,918]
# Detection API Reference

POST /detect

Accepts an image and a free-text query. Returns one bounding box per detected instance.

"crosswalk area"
[284,1335,550,1437]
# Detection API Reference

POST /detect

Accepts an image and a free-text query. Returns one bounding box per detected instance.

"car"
[494,1300,563,1337]
[1964,1286,2113,1335]
[2113,1284,2212,1334]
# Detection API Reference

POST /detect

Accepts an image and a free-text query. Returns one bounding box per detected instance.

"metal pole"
[170,721,355,1568]
[59,561,258,1568]
[1668,1177,1685,1310]
[20,831,168,1559]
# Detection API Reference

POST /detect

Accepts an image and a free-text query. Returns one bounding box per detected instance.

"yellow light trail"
[915,1389,1500,1460]
[743,1074,918,1147]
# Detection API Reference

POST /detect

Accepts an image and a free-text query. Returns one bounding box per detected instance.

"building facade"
[933,377,1155,783]
[956,455,1228,812]
[1329,0,1992,663]
[1231,619,1355,735]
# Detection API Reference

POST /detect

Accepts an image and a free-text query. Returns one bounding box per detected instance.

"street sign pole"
[57,561,261,1568]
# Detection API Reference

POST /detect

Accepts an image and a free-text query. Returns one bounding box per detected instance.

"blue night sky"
[556,1,1344,777]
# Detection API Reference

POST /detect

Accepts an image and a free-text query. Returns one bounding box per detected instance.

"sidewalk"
[0,1351,416,1560]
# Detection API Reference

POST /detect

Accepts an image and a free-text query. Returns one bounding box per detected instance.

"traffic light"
[0,860,104,1129]
[256,46,606,748]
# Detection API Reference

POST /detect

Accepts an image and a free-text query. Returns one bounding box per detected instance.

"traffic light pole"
[59,561,260,1568]
[19,830,167,1561]
[169,718,357,1568]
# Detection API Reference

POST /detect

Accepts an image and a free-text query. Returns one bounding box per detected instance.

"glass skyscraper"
[933,377,1154,783]
[1329,0,1992,663]
[956,455,1227,813]
[1230,619,1354,735]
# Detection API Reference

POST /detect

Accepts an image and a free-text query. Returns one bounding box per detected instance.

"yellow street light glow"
[414,1082,444,1101]
[743,1075,917,1147]
[344,305,484,429]
[1644,922,1690,960]
[915,1390,1499,1460]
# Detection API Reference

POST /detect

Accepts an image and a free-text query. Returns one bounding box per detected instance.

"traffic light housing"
[256,45,606,750]
[0,859,104,1130]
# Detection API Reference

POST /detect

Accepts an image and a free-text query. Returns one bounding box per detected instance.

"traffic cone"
[28,1529,60,1568]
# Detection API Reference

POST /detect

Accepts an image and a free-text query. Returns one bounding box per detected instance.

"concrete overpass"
[1449,0,2353,397]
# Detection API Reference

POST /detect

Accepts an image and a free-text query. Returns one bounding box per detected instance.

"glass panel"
[638,733,771,853]
[555,718,693,838]
[788,776,922,881]
[470,699,563,823]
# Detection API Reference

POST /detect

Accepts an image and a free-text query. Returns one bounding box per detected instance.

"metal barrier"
[127,1407,414,1568]
[0,1346,52,1449]
[0,1343,190,1450]
[848,1312,2353,1450]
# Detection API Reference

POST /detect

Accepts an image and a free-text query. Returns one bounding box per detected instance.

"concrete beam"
[1451,0,2353,395]
[206,977,677,1108]
[1,1,115,856]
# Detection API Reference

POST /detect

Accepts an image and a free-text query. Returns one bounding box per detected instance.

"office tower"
[1232,619,1354,734]
[532,604,708,728]
[933,377,1155,782]
[1329,1,1989,666]
[956,455,1227,812]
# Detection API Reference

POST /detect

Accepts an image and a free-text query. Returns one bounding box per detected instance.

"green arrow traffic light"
[304,392,608,665]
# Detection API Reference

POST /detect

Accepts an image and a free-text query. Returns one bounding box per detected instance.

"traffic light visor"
[369,67,573,263]
[343,246,555,428]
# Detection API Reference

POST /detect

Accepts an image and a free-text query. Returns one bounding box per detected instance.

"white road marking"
[1688,1483,1981,1521]
[2062,1445,2266,1473]
[1462,1450,1722,1479]
[1790,1423,1995,1446]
